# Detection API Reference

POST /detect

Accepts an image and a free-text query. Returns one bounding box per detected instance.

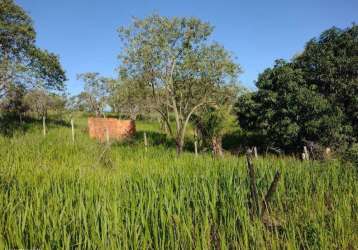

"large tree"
[237,60,345,151]
[237,25,357,152]
[294,25,358,137]
[118,15,240,153]
[0,0,66,100]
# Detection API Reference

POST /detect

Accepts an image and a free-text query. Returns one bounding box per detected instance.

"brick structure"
[88,117,136,142]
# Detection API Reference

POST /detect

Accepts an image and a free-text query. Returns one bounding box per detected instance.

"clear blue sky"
[17,0,357,95]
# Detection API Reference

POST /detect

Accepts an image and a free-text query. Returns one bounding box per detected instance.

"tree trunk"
[175,137,184,155]
[212,136,223,157]
[164,122,169,135]
[130,113,137,121]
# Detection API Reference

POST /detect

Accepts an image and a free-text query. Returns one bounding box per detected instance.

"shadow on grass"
[119,131,204,154]
[0,114,71,137]
[222,130,286,156]
[222,130,264,155]
[112,130,176,149]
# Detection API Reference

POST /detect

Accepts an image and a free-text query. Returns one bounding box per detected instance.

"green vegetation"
[0,117,357,249]
[0,1,357,248]
[237,25,357,152]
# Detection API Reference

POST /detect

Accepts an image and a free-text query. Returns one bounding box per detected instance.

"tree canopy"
[118,14,240,153]
[237,25,357,152]
[75,73,109,117]
[0,0,66,100]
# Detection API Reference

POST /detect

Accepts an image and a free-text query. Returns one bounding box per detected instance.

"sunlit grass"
[0,117,357,249]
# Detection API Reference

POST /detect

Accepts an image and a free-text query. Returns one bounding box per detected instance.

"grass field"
[0,116,357,249]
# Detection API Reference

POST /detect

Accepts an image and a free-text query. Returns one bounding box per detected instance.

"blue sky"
[17,0,357,95]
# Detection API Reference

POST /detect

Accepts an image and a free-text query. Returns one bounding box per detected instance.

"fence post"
[194,140,198,156]
[303,146,309,160]
[261,171,281,216]
[42,116,46,137]
[144,132,148,152]
[71,118,75,143]
[302,153,306,160]
[246,151,260,217]
[254,146,258,159]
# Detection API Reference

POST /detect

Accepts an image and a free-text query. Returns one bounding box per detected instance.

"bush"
[342,143,358,167]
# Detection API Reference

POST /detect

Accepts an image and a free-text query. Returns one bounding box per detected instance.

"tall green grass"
[0,117,357,249]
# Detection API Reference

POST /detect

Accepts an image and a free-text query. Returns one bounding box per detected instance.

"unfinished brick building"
[88,117,136,142]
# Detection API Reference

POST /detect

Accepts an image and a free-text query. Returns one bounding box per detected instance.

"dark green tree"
[237,25,357,152]
[0,83,28,121]
[294,25,358,137]
[238,60,345,151]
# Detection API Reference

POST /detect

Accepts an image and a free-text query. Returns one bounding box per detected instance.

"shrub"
[342,143,358,167]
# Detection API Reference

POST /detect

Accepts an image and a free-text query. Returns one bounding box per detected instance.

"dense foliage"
[237,25,358,152]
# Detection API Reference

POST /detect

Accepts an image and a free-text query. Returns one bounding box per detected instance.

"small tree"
[77,73,108,117]
[193,85,239,156]
[24,89,66,119]
[23,89,51,118]
[0,83,28,121]
[196,106,237,156]
[107,78,151,120]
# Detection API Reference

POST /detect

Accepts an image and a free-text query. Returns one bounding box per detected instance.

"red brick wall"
[88,117,136,142]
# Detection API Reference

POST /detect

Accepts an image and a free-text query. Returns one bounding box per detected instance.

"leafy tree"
[0,83,28,121]
[107,78,151,120]
[118,14,240,153]
[0,0,66,100]
[193,85,240,156]
[76,73,108,117]
[67,93,89,112]
[237,25,357,152]
[238,60,345,151]
[194,105,237,156]
[294,25,358,138]
[23,89,65,118]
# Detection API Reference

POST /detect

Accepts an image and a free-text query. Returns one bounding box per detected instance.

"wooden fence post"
[303,146,309,160]
[194,140,198,156]
[325,147,331,158]
[246,151,260,217]
[42,116,46,137]
[302,153,306,161]
[245,149,282,227]
[261,171,281,216]
[254,146,258,159]
[144,132,148,152]
[71,118,75,143]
